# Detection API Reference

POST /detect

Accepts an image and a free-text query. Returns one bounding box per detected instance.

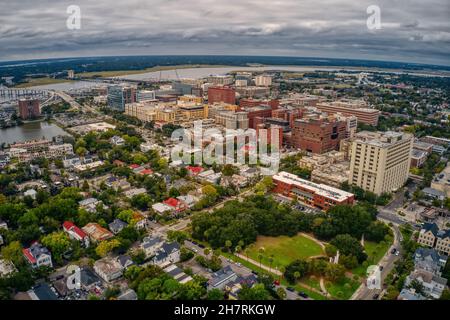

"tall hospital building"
[348,131,413,195]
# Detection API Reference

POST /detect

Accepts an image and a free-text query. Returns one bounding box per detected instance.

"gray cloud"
[0,0,449,65]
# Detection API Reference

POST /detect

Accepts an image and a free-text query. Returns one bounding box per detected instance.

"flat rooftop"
[273,171,354,202]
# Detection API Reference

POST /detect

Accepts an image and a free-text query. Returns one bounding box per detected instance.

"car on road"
[379,266,384,271]
[372,294,379,300]
[395,251,400,256]
[198,244,205,248]
[391,248,397,254]
[273,280,280,286]
[298,291,308,298]
[235,262,242,267]
[286,287,295,292]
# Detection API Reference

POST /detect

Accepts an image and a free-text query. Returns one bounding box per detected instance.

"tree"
[276,287,287,300]
[96,239,121,257]
[325,263,345,282]
[0,241,24,266]
[330,234,367,264]
[207,288,224,300]
[284,259,309,283]
[238,283,271,300]
[325,244,338,257]
[225,240,232,252]
[202,185,218,198]
[41,232,71,263]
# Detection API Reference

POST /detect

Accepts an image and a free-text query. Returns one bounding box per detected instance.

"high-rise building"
[215,111,249,130]
[292,115,348,154]
[348,131,413,195]
[316,100,380,126]
[207,86,236,105]
[254,75,272,87]
[107,85,137,111]
[18,98,40,119]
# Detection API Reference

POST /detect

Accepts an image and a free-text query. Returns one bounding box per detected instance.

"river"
[0,121,70,145]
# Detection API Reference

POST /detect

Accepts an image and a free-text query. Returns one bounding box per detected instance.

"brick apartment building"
[272,171,354,211]
[239,98,279,110]
[207,86,236,105]
[18,99,40,119]
[243,105,273,129]
[292,116,347,153]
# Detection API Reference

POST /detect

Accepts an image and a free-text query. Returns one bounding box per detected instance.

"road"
[351,224,403,300]
[53,90,99,114]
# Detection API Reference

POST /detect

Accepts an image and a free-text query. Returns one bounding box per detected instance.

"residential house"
[186,166,203,176]
[82,223,114,242]
[63,155,81,168]
[152,202,173,215]
[124,187,147,198]
[141,236,164,258]
[78,198,106,213]
[436,229,450,256]
[207,265,237,290]
[0,259,16,277]
[413,248,447,275]
[398,288,427,300]
[62,221,90,247]
[23,189,37,200]
[163,198,188,213]
[27,283,58,300]
[117,289,138,300]
[198,169,222,184]
[23,242,53,268]
[117,255,134,269]
[176,195,198,209]
[108,219,128,234]
[110,136,125,146]
[93,257,123,282]
[151,242,180,267]
[163,264,193,284]
[417,223,439,248]
[403,269,447,299]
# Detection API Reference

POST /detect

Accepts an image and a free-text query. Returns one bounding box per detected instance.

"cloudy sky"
[1,0,449,65]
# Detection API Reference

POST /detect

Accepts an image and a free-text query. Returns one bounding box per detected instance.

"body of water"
[0,121,70,145]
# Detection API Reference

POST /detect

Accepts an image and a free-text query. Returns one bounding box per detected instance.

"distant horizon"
[1,54,449,70]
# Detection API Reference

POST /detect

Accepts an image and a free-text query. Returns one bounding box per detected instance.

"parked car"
[372,294,380,300]
[379,266,384,271]
[298,291,308,298]
[273,280,280,286]
[286,287,295,292]
[391,248,397,254]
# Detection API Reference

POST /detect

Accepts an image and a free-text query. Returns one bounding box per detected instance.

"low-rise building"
[63,221,90,247]
[23,242,53,269]
[272,171,354,211]
[108,219,128,234]
[93,257,123,282]
[82,223,114,242]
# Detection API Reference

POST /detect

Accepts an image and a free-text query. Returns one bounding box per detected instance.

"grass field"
[14,77,75,88]
[77,64,234,78]
[352,236,393,276]
[245,233,324,268]
[325,276,360,300]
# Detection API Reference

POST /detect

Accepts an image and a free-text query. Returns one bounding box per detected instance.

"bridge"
[0,88,51,101]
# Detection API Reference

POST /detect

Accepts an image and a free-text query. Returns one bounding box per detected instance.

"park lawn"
[352,236,393,276]
[220,251,328,300]
[246,233,324,268]
[300,276,321,291]
[325,276,360,300]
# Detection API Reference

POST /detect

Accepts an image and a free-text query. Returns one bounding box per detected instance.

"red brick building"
[256,123,283,147]
[272,171,354,211]
[292,116,347,153]
[207,86,236,105]
[239,98,279,110]
[243,105,273,129]
[18,99,40,120]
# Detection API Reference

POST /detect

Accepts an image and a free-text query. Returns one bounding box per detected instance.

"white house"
[23,242,53,269]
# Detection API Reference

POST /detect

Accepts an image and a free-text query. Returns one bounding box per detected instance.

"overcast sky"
[1,0,449,65]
